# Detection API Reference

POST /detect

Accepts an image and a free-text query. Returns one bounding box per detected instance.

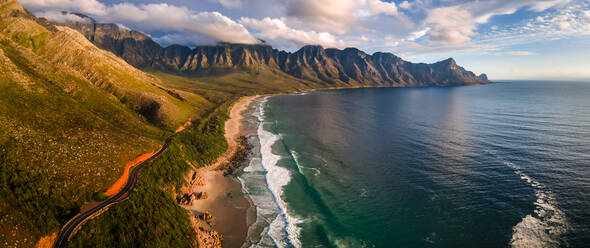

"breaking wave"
[256,97,302,248]
[487,150,569,248]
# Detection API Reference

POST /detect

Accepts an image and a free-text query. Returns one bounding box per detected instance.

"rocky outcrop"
[177,192,208,206]
[47,12,163,68]
[50,12,490,87]
[478,73,489,81]
[222,136,252,176]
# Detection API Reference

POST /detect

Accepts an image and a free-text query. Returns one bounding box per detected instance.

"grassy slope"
[69,101,232,248]
[0,1,217,247]
[150,67,326,100]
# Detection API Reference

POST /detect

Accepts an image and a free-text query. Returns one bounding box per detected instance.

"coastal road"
[52,136,174,248]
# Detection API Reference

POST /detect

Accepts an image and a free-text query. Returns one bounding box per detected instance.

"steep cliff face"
[162,43,282,72]
[48,13,163,68]
[51,13,490,87]
[289,46,489,86]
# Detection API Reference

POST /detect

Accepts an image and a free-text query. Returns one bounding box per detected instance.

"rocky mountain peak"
[297,45,325,55]
[371,52,403,63]
[342,47,365,55]
[434,58,459,71]
[439,58,457,65]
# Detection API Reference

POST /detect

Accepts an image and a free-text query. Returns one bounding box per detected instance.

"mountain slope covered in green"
[0,0,221,246]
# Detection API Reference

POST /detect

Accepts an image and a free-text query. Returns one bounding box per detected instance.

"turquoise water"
[239,81,590,248]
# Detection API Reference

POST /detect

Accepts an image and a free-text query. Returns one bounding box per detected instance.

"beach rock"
[176,192,206,205]
[189,215,222,248]
[223,136,253,176]
[191,174,206,186]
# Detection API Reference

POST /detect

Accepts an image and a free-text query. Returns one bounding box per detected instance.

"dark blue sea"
[238,81,590,248]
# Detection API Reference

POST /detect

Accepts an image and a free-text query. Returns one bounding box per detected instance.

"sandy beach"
[186,96,258,248]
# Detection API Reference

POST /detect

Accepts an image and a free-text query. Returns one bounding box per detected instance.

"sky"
[20,0,590,80]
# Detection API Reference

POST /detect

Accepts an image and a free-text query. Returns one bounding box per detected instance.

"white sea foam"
[290,150,306,175]
[309,168,321,176]
[360,188,368,198]
[486,150,569,248]
[256,97,302,248]
[237,103,279,248]
[290,150,322,176]
[327,234,371,248]
[237,98,298,248]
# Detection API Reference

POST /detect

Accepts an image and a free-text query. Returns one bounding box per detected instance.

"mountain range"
[51,12,489,87]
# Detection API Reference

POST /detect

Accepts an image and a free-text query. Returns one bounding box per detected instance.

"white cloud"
[377,36,498,62]
[477,2,590,47]
[116,23,130,31]
[471,0,571,24]
[557,21,572,30]
[22,0,413,49]
[422,0,573,44]
[493,51,536,56]
[366,0,398,16]
[406,27,430,41]
[36,11,93,24]
[399,1,411,10]
[527,0,571,12]
[153,33,217,47]
[216,0,241,9]
[425,6,476,43]
[107,3,154,23]
[20,0,106,15]
[286,0,357,34]
[240,17,348,49]
[383,36,401,46]
[285,0,405,35]
[26,1,258,44]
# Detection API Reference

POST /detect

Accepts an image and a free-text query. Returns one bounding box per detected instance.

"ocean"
[237,81,590,248]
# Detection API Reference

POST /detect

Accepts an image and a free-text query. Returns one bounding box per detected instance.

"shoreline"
[182,85,472,247]
[184,96,259,248]
[189,89,364,248]
[180,85,467,248]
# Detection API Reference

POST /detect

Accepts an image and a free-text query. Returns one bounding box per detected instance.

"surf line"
[486,149,569,248]
[257,97,302,248]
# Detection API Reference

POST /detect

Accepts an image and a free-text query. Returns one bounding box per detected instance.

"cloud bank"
[25,0,258,44]
[22,0,590,80]
[240,17,348,49]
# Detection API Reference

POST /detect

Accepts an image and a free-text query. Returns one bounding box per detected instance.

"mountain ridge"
[48,12,489,87]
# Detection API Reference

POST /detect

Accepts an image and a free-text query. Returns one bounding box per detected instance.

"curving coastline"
[189,94,305,248]
[182,96,259,248]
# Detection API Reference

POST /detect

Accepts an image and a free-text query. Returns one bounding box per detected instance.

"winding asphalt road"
[52,136,174,248]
